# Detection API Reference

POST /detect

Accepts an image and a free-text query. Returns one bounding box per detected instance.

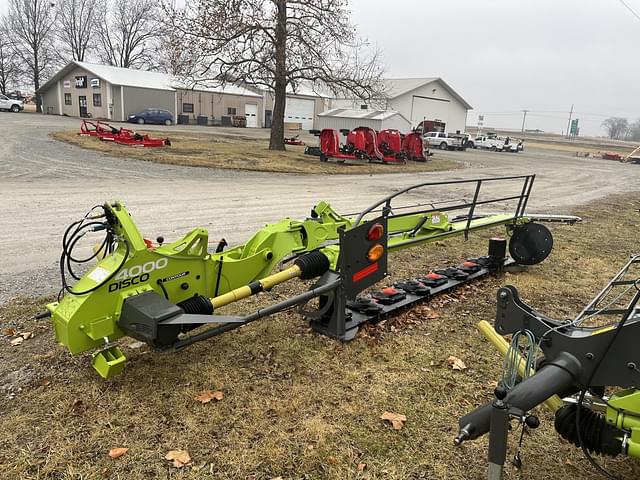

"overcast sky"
[1,0,638,135]
[349,0,640,136]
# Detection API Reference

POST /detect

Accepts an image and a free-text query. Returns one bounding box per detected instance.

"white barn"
[331,77,472,134]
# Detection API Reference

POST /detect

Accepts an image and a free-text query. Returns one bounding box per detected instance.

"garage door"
[284,97,314,130]
[411,96,450,128]
[245,103,258,127]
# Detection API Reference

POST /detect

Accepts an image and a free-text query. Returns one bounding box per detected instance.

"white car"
[0,94,24,112]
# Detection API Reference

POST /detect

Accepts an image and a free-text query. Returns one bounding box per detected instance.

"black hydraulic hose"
[456,352,581,444]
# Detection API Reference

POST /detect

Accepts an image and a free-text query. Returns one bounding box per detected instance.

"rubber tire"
[439,142,448,150]
[137,118,145,125]
[468,142,474,149]
[490,146,497,152]
[10,104,20,113]
[164,119,171,126]
[320,153,327,162]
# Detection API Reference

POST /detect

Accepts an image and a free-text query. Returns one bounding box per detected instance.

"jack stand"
[488,386,510,480]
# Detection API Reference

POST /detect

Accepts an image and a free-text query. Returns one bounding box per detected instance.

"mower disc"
[509,223,553,265]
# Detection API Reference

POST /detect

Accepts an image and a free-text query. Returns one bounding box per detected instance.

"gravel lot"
[2,112,640,303]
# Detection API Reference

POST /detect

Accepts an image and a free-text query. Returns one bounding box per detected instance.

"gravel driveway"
[2,113,639,303]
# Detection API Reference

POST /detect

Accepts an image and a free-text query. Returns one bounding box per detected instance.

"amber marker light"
[367,244,384,262]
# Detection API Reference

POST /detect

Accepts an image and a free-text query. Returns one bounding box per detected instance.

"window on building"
[93,94,102,107]
[183,103,194,113]
[227,107,237,115]
[360,104,368,110]
[64,93,72,105]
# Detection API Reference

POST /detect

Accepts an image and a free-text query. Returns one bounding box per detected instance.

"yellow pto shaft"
[477,320,564,412]
[210,264,302,309]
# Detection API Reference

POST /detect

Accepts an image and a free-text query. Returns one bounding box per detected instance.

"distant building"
[331,77,472,134]
[317,108,411,132]
[37,62,328,128]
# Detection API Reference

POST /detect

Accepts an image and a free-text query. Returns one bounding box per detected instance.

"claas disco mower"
[455,255,640,479]
[41,175,579,379]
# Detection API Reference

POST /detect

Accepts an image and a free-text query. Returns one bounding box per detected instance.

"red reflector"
[426,272,443,280]
[463,261,477,267]
[382,287,397,294]
[367,223,384,241]
[352,262,379,282]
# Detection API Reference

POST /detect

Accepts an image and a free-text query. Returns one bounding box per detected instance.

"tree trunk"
[268,0,287,151]
[34,54,41,113]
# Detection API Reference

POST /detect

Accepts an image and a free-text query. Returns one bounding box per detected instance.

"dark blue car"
[127,108,173,125]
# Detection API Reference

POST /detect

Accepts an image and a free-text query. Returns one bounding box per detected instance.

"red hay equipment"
[401,132,427,162]
[78,120,170,147]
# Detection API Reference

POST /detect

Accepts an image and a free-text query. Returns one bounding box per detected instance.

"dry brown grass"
[2,194,640,479]
[50,130,458,175]
[526,140,635,157]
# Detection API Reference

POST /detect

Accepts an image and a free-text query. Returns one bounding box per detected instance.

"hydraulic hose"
[455,352,581,445]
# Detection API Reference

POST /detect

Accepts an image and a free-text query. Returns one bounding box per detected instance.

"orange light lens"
[367,223,384,241]
[367,244,384,262]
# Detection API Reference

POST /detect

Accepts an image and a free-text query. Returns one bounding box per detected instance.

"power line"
[618,0,640,22]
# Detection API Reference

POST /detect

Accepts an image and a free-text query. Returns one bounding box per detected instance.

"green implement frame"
[45,175,579,377]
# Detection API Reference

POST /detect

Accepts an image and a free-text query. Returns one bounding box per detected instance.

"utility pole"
[565,104,573,138]
[521,110,529,134]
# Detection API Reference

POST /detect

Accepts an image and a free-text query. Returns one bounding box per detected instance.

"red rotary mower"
[314,127,405,164]
[376,129,407,163]
[284,135,305,146]
[401,132,428,162]
[78,120,171,147]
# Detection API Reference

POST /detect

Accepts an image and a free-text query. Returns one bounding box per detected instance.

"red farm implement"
[401,132,428,162]
[78,120,170,147]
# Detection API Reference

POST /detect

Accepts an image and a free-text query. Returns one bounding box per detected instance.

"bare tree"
[96,0,163,69]
[0,18,20,95]
[602,117,629,139]
[166,0,385,150]
[56,0,101,62]
[7,0,58,112]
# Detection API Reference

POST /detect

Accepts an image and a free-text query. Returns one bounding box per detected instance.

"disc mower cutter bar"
[44,175,580,378]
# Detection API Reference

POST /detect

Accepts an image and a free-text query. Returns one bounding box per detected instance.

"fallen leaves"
[8,331,33,346]
[108,447,128,459]
[194,390,224,404]
[380,411,407,430]
[357,462,367,472]
[447,355,467,371]
[165,449,192,468]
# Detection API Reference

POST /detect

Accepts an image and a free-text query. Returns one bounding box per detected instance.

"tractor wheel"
[11,104,20,113]
[509,223,554,265]
[164,119,171,126]
[439,142,448,150]
[137,118,145,125]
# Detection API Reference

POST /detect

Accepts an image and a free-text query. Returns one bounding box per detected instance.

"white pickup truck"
[0,94,24,112]
[423,131,463,150]
[469,135,504,151]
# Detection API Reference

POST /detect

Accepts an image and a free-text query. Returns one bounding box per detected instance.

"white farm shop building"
[332,77,472,134]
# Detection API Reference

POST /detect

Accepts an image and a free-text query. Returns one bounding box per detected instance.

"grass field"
[1,194,640,479]
[50,130,458,175]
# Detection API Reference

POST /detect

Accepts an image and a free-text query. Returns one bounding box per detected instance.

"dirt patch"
[1,194,640,479]
[51,130,459,175]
